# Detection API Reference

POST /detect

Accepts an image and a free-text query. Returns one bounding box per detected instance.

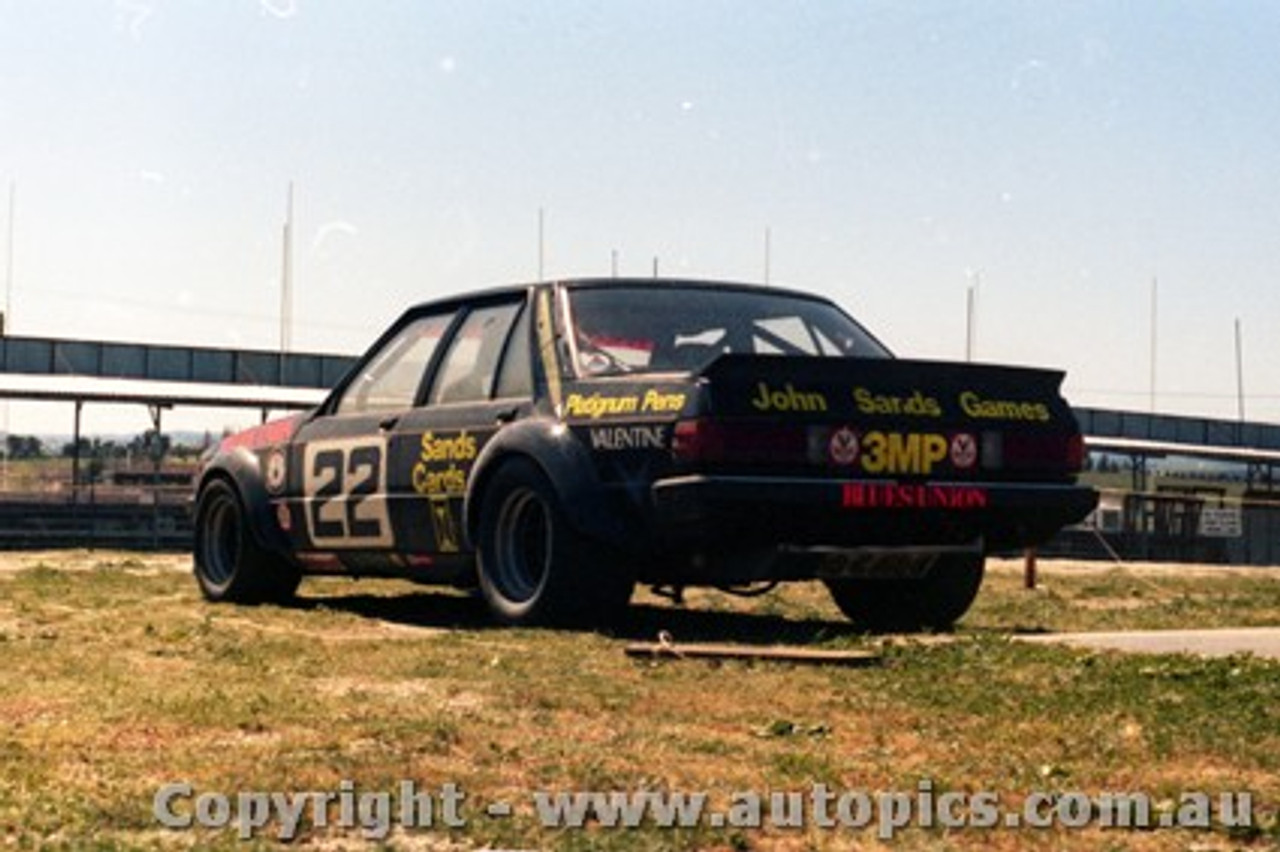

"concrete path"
[1018,627,1280,660]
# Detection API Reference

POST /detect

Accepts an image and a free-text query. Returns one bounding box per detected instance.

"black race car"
[194,278,1096,630]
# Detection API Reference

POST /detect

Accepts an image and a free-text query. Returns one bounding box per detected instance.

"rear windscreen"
[566,285,891,376]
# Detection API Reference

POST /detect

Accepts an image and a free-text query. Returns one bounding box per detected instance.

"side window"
[429,302,523,405]
[335,312,453,415]
[494,303,533,398]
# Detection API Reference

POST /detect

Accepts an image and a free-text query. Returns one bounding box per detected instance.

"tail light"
[1001,432,1087,474]
[1065,434,1087,472]
[672,418,809,465]
[672,419,723,463]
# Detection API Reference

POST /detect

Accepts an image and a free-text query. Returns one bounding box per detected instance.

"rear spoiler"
[697,354,1074,427]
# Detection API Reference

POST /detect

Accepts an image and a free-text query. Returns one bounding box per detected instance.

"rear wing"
[698,354,1075,429]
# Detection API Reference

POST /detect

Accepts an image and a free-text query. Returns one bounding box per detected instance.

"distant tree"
[129,429,171,462]
[169,443,202,460]
[6,435,45,459]
[61,437,92,459]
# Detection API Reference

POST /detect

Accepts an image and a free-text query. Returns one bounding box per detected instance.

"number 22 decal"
[303,439,394,548]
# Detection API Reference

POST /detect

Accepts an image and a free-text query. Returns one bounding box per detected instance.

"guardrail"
[0,336,1277,560]
[0,498,191,550]
[0,334,356,389]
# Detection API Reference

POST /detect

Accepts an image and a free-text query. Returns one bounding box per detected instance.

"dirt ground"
[0,548,1272,575]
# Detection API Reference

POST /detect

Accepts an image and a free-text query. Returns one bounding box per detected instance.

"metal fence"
[0,334,357,389]
[0,336,1279,561]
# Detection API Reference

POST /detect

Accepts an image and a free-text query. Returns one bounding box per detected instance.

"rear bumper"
[650,474,1098,553]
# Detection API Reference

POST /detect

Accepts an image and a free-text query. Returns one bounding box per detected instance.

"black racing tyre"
[476,458,633,627]
[193,479,300,604]
[824,553,986,632]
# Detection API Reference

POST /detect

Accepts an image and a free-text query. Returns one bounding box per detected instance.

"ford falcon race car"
[194,278,1097,630]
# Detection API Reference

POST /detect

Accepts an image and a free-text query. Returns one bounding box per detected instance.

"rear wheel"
[476,459,633,627]
[194,479,300,604]
[824,553,985,632]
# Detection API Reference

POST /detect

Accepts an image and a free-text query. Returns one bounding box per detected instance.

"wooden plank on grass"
[624,641,881,666]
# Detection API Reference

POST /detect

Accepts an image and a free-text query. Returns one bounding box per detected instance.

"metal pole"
[88,436,98,550]
[4,180,12,326]
[2,181,13,491]
[965,270,980,362]
[279,181,294,356]
[1235,318,1245,422]
[764,226,771,284]
[538,208,545,281]
[150,405,164,551]
[70,401,82,545]
[1149,277,1158,413]
[964,287,975,361]
[71,401,82,501]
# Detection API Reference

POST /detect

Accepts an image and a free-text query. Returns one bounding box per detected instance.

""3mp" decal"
[303,439,394,549]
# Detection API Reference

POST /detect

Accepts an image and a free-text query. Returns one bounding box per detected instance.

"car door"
[387,295,532,562]
[286,309,456,567]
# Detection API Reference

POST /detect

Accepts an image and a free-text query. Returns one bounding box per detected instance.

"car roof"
[398,277,839,317]
[563,277,838,302]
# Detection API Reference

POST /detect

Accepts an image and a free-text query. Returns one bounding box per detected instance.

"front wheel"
[194,479,300,604]
[824,553,985,632]
[476,459,633,627]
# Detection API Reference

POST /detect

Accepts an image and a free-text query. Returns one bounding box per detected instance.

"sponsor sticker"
[821,431,971,476]
[842,483,990,510]
[828,427,860,465]
[852,387,942,418]
[566,392,639,419]
[411,430,478,496]
[641,388,685,413]
[589,425,668,451]
[750,381,829,413]
[565,389,686,419]
[275,502,291,532]
[958,390,1051,422]
[949,432,978,470]
[264,449,287,494]
[428,496,461,553]
[859,432,949,476]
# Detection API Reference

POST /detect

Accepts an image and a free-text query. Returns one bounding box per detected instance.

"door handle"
[495,406,520,425]
[378,415,400,432]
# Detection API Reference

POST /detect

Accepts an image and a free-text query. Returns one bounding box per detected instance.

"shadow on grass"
[617,601,865,646]
[287,588,493,630]
[287,586,866,646]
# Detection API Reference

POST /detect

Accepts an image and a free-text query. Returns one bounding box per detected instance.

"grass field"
[1,551,1278,851]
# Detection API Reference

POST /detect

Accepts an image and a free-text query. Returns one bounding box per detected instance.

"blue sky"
[3,1,1280,434]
